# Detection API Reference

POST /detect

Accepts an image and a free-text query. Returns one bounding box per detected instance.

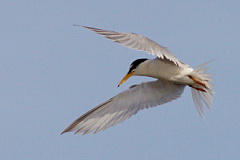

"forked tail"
[191,62,214,117]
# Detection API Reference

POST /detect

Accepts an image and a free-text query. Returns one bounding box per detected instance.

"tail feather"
[191,62,214,117]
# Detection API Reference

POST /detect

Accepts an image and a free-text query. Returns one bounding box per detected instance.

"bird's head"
[118,58,148,87]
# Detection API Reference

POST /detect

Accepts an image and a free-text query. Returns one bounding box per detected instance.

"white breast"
[134,58,194,85]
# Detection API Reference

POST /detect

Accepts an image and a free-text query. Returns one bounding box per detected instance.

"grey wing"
[79,25,184,67]
[62,80,185,135]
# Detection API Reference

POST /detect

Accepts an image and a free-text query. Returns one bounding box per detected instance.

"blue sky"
[1,1,240,160]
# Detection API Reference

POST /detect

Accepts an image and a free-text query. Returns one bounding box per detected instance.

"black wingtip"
[60,130,67,135]
[73,24,82,27]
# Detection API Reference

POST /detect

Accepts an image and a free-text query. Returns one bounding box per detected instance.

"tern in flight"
[62,26,214,135]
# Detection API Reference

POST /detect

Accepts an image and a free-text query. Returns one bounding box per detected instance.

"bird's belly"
[169,68,195,85]
[149,65,194,85]
[135,58,195,85]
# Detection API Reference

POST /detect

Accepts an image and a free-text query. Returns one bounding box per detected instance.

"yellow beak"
[117,72,134,87]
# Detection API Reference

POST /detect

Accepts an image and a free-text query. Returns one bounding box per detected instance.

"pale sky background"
[1,1,240,160]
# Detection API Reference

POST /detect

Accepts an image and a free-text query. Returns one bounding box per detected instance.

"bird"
[61,25,214,135]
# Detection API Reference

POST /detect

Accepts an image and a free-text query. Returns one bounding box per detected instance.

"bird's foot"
[189,85,206,92]
[188,75,207,88]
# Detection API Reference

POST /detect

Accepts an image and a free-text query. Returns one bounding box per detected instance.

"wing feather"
[62,80,185,135]
[77,25,184,67]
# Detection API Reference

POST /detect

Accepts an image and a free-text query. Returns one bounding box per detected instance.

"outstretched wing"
[77,25,184,67]
[62,80,185,135]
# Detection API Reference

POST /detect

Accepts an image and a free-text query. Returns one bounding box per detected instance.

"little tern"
[62,26,214,135]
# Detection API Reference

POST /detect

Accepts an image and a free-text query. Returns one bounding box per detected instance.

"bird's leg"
[188,75,207,88]
[188,75,207,92]
[189,85,206,92]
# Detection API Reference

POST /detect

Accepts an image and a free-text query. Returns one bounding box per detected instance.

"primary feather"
[78,25,184,67]
[62,80,185,135]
